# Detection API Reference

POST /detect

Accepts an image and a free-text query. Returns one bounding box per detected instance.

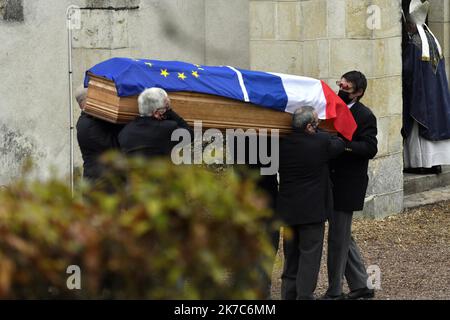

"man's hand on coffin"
[162,109,180,121]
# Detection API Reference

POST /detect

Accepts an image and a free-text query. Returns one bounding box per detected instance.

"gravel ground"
[271,200,450,300]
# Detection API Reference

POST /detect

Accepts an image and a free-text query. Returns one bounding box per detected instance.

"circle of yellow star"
[161,69,169,77]
[191,71,199,78]
[178,72,187,80]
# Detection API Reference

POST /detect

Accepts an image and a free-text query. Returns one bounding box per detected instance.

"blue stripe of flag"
[239,69,288,111]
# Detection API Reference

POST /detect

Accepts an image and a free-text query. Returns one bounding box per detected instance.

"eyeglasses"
[310,120,320,129]
[336,80,354,91]
[156,107,169,114]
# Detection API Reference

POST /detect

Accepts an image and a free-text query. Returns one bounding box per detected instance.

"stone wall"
[428,0,450,86]
[250,0,405,218]
[0,0,249,185]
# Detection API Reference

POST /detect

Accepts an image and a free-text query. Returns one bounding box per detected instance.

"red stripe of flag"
[321,80,357,141]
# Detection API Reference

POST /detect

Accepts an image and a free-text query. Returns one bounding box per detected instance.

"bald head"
[293,106,318,131]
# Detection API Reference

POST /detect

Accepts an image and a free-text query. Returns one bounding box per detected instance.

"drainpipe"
[66,5,80,196]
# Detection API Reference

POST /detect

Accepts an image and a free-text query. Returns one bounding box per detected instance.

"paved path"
[271,200,450,300]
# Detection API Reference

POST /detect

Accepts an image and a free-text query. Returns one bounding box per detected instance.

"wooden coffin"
[85,74,336,135]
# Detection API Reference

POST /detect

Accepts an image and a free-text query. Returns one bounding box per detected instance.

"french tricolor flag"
[86,58,357,140]
[237,69,357,141]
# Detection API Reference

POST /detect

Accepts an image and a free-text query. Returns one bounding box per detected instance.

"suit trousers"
[326,210,368,296]
[281,222,325,300]
[259,219,281,299]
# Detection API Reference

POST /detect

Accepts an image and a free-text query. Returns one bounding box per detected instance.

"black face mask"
[338,90,354,105]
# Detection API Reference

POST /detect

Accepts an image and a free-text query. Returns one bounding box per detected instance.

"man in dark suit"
[119,87,192,158]
[277,106,345,300]
[324,71,378,300]
[235,136,280,299]
[234,136,280,250]
[76,86,123,182]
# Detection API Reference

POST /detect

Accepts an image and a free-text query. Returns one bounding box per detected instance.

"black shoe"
[403,166,442,175]
[346,287,375,300]
[432,165,443,174]
[319,293,346,300]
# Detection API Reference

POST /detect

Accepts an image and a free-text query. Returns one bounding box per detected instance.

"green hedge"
[0,154,275,299]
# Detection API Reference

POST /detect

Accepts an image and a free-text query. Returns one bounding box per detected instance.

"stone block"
[302,40,329,78]
[330,39,373,77]
[428,0,450,23]
[368,153,403,196]
[381,37,402,77]
[367,76,402,118]
[372,39,386,78]
[373,116,390,157]
[205,0,250,68]
[324,77,339,90]
[300,0,327,40]
[372,37,402,78]
[327,0,346,38]
[359,83,373,110]
[250,1,276,40]
[428,22,450,59]
[371,0,402,38]
[404,166,450,195]
[250,40,303,74]
[129,0,206,63]
[388,115,403,154]
[317,39,330,78]
[356,190,404,219]
[72,48,113,87]
[72,9,129,49]
[277,1,301,41]
[445,23,450,60]
[346,0,372,39]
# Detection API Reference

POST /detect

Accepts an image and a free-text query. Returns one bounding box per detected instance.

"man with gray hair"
[119,87,192,158]
[76,85,123,182]
[276,106,345,300]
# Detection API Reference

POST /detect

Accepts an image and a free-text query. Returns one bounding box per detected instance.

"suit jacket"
[118,110,192,158]
[277,130,345,226]
[236,134,279,211]
[76,112,122,180]
[330,101,378,212]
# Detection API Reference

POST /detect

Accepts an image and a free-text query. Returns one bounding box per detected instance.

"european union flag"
[84,57,248,102]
